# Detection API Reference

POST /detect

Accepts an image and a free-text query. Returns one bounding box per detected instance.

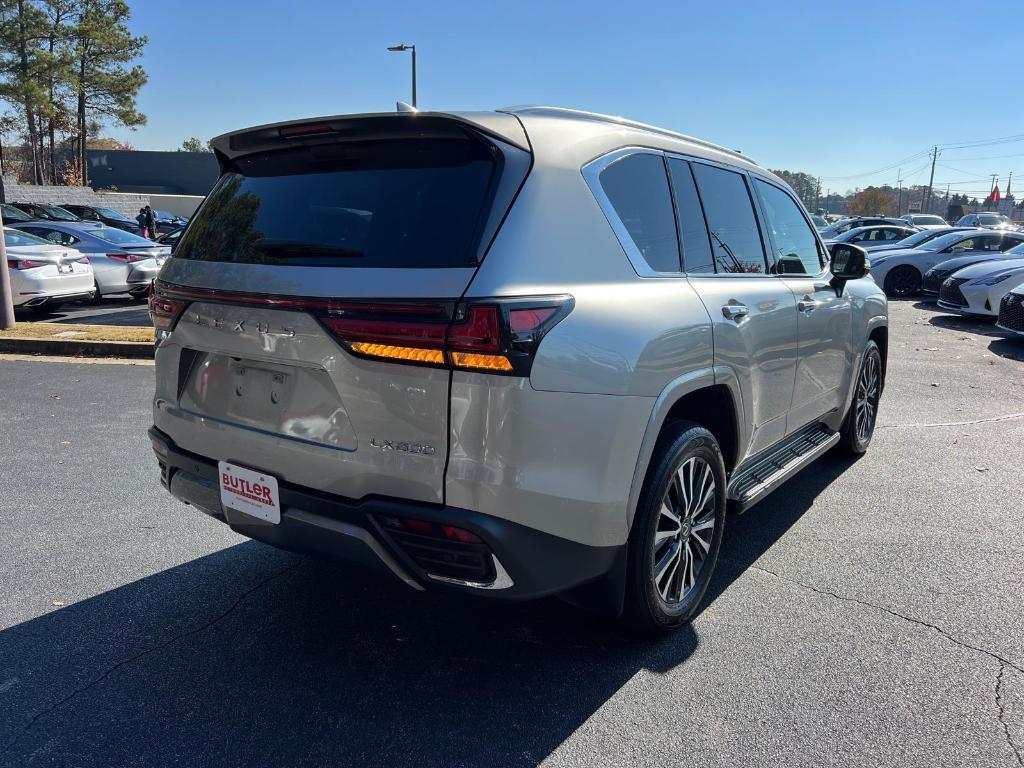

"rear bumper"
[16,290,94,307]
[148,426,622,601]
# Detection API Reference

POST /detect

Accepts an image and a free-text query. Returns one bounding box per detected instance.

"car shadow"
[0,456,854,767]
[988,337,1024,362]
[927,312,1002,337]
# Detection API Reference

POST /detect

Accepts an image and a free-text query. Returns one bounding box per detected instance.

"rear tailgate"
[152,112,529,504]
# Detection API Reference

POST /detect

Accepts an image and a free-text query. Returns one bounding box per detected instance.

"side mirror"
[828,242,869,287]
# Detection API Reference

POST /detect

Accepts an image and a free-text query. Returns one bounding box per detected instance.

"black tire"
[883,265,921,297]
[838,340,882,455]
[622,421,727,634]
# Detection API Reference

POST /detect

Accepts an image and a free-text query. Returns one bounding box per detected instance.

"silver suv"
[149,106,887,632]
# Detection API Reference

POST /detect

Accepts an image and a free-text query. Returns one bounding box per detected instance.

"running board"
[727,424,839,513]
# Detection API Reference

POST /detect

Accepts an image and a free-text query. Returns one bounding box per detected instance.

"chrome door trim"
[581,146,685,279]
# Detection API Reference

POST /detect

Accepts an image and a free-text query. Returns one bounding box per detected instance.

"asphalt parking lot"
[0,299,1022,767]
[15,296,151,327]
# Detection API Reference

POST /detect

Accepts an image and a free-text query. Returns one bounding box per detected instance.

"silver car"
[148,107,887,632]
[12,222,169,302]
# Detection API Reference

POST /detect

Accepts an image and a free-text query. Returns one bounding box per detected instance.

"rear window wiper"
[252,239,365,258]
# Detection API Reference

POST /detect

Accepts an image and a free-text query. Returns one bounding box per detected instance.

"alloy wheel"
[855,351,881,443]
[886,266,920,297]
[652,456,717,604]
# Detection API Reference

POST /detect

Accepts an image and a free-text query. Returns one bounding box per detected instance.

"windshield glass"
[176,138,497,267]
[978,214,1009,225]
[92,227,157,246]
[43,206,80,221]
[898,230,946,247]
[912,215,946,225]
[4,228,51,246]
[924,233,972,251]
[94,206,132,220]
[1,205,32,222]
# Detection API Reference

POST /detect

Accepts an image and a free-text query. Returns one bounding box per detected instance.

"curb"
[0,336,155,359]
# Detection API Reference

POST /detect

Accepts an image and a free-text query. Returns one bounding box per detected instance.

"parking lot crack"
[1,556,305,757]
[997,664,1024,767]
[736,561,1024,766]
[737,561,1024,675]
[878,412,1024,429]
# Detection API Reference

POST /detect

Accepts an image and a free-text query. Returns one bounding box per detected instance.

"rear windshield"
[174,139,498,268]
[92,227,155,246]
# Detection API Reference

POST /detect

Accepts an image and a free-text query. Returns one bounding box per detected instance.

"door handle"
[721,303,748,320]
[797,299,819,313]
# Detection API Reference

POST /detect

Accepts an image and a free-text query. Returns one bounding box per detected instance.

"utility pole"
[924,145,939,214]
[814,177,821,211]
[896,168,903,217]
[825,188,830,214]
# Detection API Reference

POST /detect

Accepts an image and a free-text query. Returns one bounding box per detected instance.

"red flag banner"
[991,185,1001,203]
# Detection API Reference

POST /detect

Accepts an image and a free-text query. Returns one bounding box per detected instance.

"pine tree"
[70,0,146,184]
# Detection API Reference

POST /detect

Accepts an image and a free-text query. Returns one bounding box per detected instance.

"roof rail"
[499,105,753,163]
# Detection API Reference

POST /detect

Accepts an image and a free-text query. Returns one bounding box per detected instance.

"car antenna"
[396,101,418,113]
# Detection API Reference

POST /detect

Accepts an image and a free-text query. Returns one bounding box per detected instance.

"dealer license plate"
[218,461,281,524]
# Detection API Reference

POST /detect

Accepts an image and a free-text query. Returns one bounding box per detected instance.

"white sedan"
[5,227,94,315]
[867,230,1024,296]
[936,258,1024,317]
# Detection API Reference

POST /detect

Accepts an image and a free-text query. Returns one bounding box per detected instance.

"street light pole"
[0,207,12,330]
[387,44,417,109]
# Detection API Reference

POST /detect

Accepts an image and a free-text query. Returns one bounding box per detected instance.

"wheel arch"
[626,369,743,532]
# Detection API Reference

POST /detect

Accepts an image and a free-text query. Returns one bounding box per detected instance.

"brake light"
[150,281,572,376]
[280,122,334,138]
[148,288,189,333]
[382,517,483,544]
[78,256,89,264]
[7,259,44,269]
[108,252,146,262]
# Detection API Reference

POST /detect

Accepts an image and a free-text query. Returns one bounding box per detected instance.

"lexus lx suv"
[149,106,888,632]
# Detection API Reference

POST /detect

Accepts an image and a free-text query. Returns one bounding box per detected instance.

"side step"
[727,423,840,513]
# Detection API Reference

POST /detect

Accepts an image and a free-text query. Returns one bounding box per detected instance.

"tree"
[848,187,896,216]
[70,0,146,184]
[178,136,211,153]
[0,0,50,183]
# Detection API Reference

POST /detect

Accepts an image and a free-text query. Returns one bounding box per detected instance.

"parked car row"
[1,201,189,233]
[841,220,1024,337]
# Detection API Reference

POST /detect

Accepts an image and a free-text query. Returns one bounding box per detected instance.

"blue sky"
[123,0,1024,197]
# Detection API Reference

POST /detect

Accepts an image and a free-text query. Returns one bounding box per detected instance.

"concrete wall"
[147,194,204,218]
[1,176,150,218]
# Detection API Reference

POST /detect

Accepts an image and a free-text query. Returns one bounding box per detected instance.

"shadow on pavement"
[0,456,854,767]
[988,337,1024,362]
[926,312,1001,336]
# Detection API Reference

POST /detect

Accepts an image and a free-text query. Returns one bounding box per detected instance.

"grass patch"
[0,322,154,343]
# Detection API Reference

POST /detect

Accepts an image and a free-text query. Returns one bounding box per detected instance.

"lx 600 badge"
[369,438,436,455]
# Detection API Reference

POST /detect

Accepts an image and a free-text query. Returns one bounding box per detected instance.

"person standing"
[144,206,156,239]
[136,208,148,238]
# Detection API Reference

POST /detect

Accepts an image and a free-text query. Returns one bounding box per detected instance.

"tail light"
[150,281,572,376]
[108,252,147,262]
[78,256,89,264]
[7,259,45,270]
[149,287,189,333]
[320,297,571,375]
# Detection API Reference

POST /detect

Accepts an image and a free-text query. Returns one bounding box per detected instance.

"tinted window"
[175,139,497,268]
[92,227,156,246]
[3,228,50,246]
[28,227,79,246]
[667,159,714,274]
[692,164,767,273]
[753,179,822,274]
[600,153,680,272]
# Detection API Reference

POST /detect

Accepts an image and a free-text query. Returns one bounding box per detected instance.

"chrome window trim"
[582,146,685,279]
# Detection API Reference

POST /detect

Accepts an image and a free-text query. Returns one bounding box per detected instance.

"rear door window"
[174,138,498,268]
[667,159,715,274]
[599,153,681,273]
[692,164,768,274]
